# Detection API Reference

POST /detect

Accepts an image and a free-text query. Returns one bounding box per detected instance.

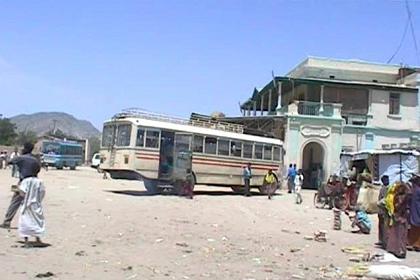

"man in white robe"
[19,177,46,245]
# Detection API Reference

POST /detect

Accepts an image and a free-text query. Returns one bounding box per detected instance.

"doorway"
[301,141,325,189]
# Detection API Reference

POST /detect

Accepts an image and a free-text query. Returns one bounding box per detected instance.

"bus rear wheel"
[231,186,244,194]
[144,179,160,195]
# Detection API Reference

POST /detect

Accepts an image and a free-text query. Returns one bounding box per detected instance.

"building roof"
[241,75,418,109]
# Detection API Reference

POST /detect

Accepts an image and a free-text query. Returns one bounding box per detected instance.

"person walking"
[295,169,304,204]
[407,173,420,252]
[243,163,252,197]
[10,147,20,178]
[287,164,297,194]
[376,175,390,248]
[385,182,410,258]
[0,143,42,230]
[264,170,276,200]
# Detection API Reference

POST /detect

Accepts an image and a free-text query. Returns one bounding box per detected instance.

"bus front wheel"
[144,179,160,195]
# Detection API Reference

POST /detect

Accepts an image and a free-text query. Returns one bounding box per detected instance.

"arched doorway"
[301,142,325,189]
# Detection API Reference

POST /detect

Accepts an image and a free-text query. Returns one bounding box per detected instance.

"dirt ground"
[0,167,419,280]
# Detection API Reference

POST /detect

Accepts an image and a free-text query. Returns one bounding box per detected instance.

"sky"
[0,0,419,129]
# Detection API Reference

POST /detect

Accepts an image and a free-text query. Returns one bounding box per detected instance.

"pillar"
[268,89,272,114]
[260,93,265,116]
[253,101,257,116]
[276,81,282,113]
[368,89,372,115]
[320,85,325,113]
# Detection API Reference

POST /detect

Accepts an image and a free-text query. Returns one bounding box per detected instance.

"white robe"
[18,177,46,238]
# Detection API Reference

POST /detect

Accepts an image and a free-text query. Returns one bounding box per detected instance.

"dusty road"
[0,167,419,280]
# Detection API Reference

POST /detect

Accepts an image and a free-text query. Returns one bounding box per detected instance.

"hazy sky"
[0,0,419,129]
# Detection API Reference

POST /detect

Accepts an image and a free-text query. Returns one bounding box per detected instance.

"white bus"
[99,109,284,194]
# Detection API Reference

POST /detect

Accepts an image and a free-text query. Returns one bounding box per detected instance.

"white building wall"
[369,89,419,131]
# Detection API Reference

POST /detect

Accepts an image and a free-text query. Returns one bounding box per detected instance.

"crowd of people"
[0,143,46,248]
[376,174,420,258]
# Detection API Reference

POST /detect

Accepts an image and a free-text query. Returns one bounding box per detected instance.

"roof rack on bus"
[113,108,244,134]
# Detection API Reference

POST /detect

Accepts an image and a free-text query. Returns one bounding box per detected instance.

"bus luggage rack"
[114,108,244,133]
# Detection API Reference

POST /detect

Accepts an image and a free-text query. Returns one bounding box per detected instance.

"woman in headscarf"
[408,174,420,251]
[385,182,410,258]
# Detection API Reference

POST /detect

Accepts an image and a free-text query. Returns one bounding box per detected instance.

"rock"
[122,266,133,271]
[35,272,55,278]
[75,250,87,256]
[290,248,301,253]
[176,242,188,247]
[291,274,304,279]
[155,238,164,243]
[304,236,314,240]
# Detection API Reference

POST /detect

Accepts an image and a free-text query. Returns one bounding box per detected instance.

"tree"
[16,130,38,146]
[88,136,101,159]
[0,118,17,145]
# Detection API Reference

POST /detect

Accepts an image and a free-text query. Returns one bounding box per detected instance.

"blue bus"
[42,141,83,170]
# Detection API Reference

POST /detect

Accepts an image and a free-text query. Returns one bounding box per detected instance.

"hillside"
[10,112,100,139]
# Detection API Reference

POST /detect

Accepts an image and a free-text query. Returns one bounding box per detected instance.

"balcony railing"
[286,101,339,117]
[297,101,334,117]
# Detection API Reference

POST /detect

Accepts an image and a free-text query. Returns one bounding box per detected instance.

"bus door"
[172,133,192,182]
[158,131,175,180]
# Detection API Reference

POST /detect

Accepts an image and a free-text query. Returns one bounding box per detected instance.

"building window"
[389,93,400,115]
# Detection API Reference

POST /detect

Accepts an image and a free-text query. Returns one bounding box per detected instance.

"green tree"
[0,118,17,145]
[16,130,38,146]
[88,136,101,158]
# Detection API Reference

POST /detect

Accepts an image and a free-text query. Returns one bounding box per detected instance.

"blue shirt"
[356,211,372,230]
[10,154,41,180]
[287,167,297,180]
[243,167,252,179]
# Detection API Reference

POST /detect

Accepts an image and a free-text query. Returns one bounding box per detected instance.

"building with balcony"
[224,57,420,188]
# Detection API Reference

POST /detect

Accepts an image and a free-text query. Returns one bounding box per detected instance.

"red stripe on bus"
[136,156,160,160]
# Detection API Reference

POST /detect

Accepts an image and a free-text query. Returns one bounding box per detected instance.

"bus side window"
[264,145,272,160]
[192,135,204,153]
[254,144,263,159]
[273,146,281,161]
[218,139,229,156]
[204,137,217,154]
[243,143,253,159]
[145,130,160,148]
[136,128,145,147]
[230,141,242,157]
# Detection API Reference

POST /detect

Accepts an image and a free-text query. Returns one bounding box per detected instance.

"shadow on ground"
[106,190,283,197]
[16,241,52,248]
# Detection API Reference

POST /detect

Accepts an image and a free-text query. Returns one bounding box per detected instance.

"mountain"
[10,112,100,139]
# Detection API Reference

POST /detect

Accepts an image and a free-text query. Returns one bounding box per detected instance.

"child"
[295,169,304,204]
[351,206,372,234]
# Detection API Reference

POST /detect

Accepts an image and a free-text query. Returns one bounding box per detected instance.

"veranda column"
[253,101,257,116]
[268,89,272,115]
[276,81,283,115]
[260,93,265,116]
[320,85,325,113]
